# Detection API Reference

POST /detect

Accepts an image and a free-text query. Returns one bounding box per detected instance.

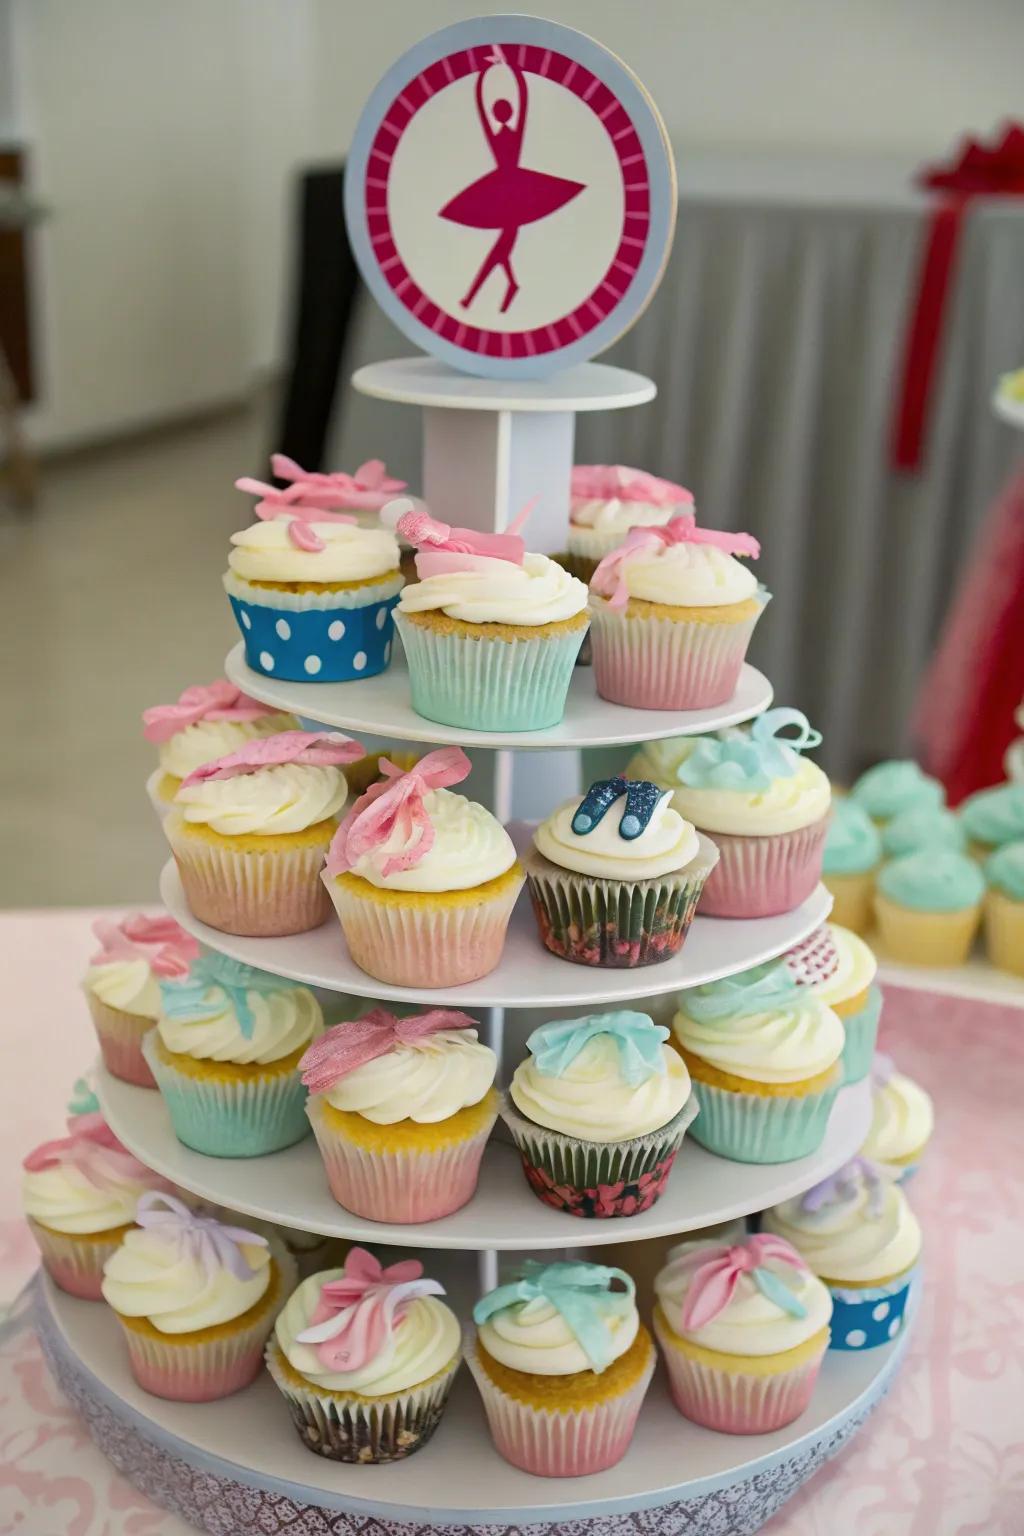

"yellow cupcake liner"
[873,893,981,966]
[984,889,1024,976]
[166,810,333,936]
[822,869,877,935]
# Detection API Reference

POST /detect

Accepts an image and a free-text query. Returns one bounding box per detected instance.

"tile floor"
[0,404,269,906]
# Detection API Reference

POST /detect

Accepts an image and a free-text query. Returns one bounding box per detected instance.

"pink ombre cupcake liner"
[86,994,157,1088]
[466,1334,654,1477]
[322,868,524,988]
[654,1309,827,1433]
[29,1218,127,1301]
[695,816,829,918]
[306,1094,497,1223]
[166,812,333,936]
[589,598,764,711]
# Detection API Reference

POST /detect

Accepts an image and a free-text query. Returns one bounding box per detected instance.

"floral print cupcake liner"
[687,1074,841,1164]
[224,570,403,684]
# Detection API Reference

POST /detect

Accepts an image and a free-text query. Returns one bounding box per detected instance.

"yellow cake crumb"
[316,1088,498,1152]
[331,862,523,910]
[674,1044,840,1098]
[115,1259,285,1344]
[248,570,401,594]
[151,1033,306,1083]
[654,1303,829,1375]
[474,1326,653,1410]
[597,595,762,625]
[172,816,337,853]
[33,1218,134,1245]
[400,607,589,642]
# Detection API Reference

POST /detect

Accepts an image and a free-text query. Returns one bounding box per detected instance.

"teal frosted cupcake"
[983,840,1024,976]
[390,504,589,732]
[806,924,881,1086]
[850,760,944,826]
[874,850,984,967]
[672,964,845,1163]
[821,800,882,934]
[881,805,966,860]
[959,782,1024,859]
[144,952,321,1157]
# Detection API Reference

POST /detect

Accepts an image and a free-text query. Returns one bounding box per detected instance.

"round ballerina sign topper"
[344,14,677,379]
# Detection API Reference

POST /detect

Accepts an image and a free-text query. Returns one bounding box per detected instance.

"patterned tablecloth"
[0,911,1021,1536]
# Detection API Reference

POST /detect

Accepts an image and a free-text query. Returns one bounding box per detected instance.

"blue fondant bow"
[526,1011,668,1085]
[474,1262,635,1373]
[681,961,800,1023]
[67,1075,100,1117]
[677,708,822,792]
[159,951,291,1040]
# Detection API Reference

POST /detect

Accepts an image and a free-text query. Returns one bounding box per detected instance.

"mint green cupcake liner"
[840,986,883,1085]
[687,1074,841,1164]
[394,611,587,732]
[142,1035,311,1158]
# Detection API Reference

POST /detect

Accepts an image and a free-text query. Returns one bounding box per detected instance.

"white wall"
[12,0,1024,450]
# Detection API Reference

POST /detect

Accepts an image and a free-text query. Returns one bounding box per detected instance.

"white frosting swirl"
[655,1240,833,1356]
[101,1226,272,1333]
[599,542,758,607]
[568,500,677,561]
[478,1293,639,1376]
[399,552,588,626]
[158,713,296,780]
[509,1033,691,1141]
[669,746,832,835]
[84,959,161,1019]
[274,1269,460,1394]
[862,1072,934,1164]
[23,1163,161,1235]
[174,763,347,836]
[533,793,700,879]
[227,520,400,585]
[344,787,516,892]
[157,985,320,1066]
[322,1029,497,1124]
[811,925,878,1007]
[672,996,844,1084]
[762,1179,922,1283]
[626,737,694,788]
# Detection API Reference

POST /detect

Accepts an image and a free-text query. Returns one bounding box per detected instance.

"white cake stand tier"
[97,1066,870,1251]
[37,1274,908,1536]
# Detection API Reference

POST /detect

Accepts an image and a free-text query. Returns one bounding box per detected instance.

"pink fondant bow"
[676,1236,809,1331]
[22,1111,155,1187]
[570,464,692,507]
[90,913,199,979]
[235,477,357,552]
[300,1007,479,1093]
[179,730,364,789]
[295,1246,444,1373]
[142,680,277,743]
[392,499,531,575]
[325,746,470,878]
[272,455,406,509]
[591,514,761,610]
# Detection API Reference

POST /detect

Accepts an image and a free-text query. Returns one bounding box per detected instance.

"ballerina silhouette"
[439,52,585,314]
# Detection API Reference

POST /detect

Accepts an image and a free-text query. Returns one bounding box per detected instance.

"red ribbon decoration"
[891,122,1024,472]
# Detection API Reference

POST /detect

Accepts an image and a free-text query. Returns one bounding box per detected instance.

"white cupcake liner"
[223,569,404,613]
[589,596,764,711]
[693,817,830,918]
[322,868,524,988]
[166,811,333,936]
[28,1218,126,1301]
[85,992,158,1088]
[466,1333,654,1477]
[265,1337,461,1462]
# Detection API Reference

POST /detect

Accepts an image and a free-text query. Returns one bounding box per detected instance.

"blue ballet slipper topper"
[159,952,292,1040]
[571,777,668,841]
[67,1075,100,1116]
[473,1261,635,1373]
[681,961,800,1023]
[527,1011,668,1084]
[677,708,822,792]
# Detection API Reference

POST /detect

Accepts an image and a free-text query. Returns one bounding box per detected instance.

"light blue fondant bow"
[474,1262,635,1373]
[677,708,822,792]
[159,951,291,1040]
[526,1011,668,1086]
[681,961,799,1023]
[67,1075,99,1117]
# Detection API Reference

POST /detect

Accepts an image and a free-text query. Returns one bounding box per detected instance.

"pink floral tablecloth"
[1,910,1022,1535]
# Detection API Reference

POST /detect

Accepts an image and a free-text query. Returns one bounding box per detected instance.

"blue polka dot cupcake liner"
[826,1265,918,1351]
[143,1034,311,1158]
[224,572,403,683]
[839,985,883,1085]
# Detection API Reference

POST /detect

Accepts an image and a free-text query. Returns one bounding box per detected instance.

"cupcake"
[666,709,831,918]
[874,849,984,966]
[804,924,881,1086]
[984,840,1024,975]
[226,474,404,682]
[323,746,524,987]
[762,1157,922,1350]
[562,464,693,584]
[102,1191,294,1400]
[653,1233,832,1433]
[267,1246,462,1462]
[588,511,765,710]
[166,730,363,937]
[525,775,718,967]
[142,679,295,821]
[849,760,944,827]
[23,1105,173,1299]
[390,502,589,732]
[672,963,845,1163]
[503,1011,698,1218]
[959,782,1024,858]
[467,1260,655,1477]
[301,1006,499,1222]
[84,913,199,1087]
[144,952,321,1157]
[821,799,882,934]
[861,1054,933,1181]
[881,804,966,860]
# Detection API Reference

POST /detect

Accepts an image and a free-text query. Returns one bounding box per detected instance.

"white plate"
[97,1067,871,1251]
